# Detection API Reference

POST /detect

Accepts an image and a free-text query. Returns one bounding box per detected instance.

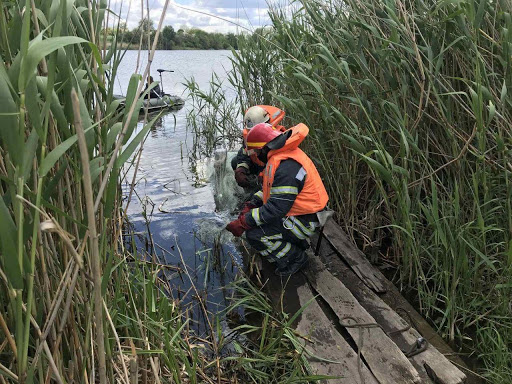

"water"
[117,50,244,335]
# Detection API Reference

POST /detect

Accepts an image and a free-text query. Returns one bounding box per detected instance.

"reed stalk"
[0,1,320,383]
[225,0,512,380]
[93,0,170,213]
[72,88,107,384]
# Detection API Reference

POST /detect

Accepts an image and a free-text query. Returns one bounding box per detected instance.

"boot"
[274,250,309,276]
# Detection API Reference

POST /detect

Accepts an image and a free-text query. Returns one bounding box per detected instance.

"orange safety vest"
[262,123,329,216]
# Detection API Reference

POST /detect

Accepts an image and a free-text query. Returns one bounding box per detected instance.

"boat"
[113,94,185,113]
[114,69,185,113]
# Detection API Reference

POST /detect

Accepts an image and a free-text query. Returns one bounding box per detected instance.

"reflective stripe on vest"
[262,148,329,216]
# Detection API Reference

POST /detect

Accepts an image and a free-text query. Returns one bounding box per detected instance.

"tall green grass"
[0,0,172,381]
[228,0,512,381]
[0,1,320,382]
[185,75,241,159]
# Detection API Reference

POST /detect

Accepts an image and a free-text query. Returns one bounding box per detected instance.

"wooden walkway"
[252,221,477,384]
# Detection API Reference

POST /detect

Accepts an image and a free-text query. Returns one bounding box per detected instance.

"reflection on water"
[118,50,244,336]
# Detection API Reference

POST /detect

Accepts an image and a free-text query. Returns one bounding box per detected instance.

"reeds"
[185,76,241,159]
[0,1,320,382]
[0,0,175,382]
[227,0,512,381]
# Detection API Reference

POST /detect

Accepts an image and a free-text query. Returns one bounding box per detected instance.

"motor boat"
[114,69,185,113]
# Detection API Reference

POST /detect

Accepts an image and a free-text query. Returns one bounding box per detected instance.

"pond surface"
[116,50,244,335]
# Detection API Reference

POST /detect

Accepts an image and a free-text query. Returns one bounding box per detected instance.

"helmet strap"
[257,147,270,163]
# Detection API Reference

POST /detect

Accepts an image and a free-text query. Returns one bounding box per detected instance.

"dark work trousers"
[245,215,318,266]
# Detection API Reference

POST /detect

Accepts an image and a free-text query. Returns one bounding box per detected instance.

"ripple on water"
[119,50,243,335]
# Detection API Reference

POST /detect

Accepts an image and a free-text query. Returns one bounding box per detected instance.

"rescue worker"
[225,122,329,276]
[232,105,286,189]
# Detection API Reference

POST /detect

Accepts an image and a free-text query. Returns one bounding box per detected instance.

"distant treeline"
[106,19,240,50]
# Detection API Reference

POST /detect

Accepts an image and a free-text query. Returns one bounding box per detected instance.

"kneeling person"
[226,122,329,276]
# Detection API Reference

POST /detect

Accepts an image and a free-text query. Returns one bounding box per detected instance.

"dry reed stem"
[29,0,47,74]
[0,362,18,381]
[129,358,138,384]
[31,261,81,370]
[0,312,17,358]
[48,264,80,363]
[123,135,147,215]
[40,259,75,332]
[135,0,144,72]
[18,301,64,384]
[87,0,96,46]
[71,88,107,384]
[93,0,171,213]
[15,194,84,268]
[103,300,130,384]
[0,339,7,354]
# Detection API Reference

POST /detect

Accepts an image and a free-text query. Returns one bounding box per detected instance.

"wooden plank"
[295,283,379,384]
[322,221,387,293]
[304,255,421,384]
[316,239,467,384]
[256,258,378,384]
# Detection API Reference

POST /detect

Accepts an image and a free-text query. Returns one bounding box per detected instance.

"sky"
[110,0,278,34]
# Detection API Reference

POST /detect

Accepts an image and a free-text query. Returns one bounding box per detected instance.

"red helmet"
[246,123,282,151]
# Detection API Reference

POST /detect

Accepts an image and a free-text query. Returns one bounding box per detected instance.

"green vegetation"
[0,0,171,381]
[107,19,239,50]
[227,0,512,381]
[0,1,320,383]
[185,76,241,159]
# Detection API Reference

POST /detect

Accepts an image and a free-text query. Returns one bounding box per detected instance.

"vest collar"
[266,123,309,159]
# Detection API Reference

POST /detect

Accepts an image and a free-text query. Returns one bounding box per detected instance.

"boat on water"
[114,69,185,113]
[114,93,185,113]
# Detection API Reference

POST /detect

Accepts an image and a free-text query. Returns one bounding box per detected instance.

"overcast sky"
[111,0,278,34]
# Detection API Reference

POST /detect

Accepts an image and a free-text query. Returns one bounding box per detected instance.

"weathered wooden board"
[315,239,467,384]
[304,255,421,384]
[247,219,476,384]
[256,261,378,384]
[295,282,379,384]
[322,221,387,293]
